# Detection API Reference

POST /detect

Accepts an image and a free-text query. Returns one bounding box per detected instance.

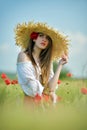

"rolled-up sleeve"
[17,62,44,97]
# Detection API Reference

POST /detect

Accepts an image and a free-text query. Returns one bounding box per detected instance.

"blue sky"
[0,0,87,78]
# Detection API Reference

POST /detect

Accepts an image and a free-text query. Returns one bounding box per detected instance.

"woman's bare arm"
[48,54,68,91]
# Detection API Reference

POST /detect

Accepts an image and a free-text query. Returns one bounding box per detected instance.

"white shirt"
[17,61,54,97]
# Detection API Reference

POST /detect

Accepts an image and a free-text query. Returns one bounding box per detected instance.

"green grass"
[0,77,87,130]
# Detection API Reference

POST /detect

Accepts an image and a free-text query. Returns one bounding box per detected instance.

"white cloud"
[70,32,87,45]
[0,43,21,72]
[66,31,87,77]
[67,32,87,56]
[0,43,21,53]
[0,43,10,52]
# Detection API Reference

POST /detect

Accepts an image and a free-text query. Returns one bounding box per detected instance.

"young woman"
[15,22,68,104]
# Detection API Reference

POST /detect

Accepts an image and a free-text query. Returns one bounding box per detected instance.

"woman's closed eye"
[39,33,44,37]
[38,33,49,42]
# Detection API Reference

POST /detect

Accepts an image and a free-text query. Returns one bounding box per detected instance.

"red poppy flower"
[30,32,38,40]
[11,80,18,84]
[57,80,61,84]
[4,78,11,85]
[1,73,7,79]
[34,94,42,103]
[14,80,18,84]
[81,87,87,94]
[66,73,72,77]
[57,96,62,101]
[42,94,50,102]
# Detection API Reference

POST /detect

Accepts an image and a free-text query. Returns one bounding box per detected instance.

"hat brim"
[15,21,69,60]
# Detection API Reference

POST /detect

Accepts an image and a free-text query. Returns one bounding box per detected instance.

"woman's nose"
[42,36,46,42]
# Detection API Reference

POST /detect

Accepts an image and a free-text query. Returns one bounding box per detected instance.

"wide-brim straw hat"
[15,21,69,60]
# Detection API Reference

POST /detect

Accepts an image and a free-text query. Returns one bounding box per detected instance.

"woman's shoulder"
[17,51,30,63]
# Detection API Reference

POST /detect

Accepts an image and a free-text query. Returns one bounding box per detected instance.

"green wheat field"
[0,72,87,130]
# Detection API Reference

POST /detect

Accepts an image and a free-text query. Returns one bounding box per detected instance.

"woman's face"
[34,33,49,49]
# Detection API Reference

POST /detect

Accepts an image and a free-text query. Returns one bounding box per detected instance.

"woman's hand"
[50,92,57,104]
[59,54,68,65]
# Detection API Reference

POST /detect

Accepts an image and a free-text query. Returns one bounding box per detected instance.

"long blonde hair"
[25,33,53,87]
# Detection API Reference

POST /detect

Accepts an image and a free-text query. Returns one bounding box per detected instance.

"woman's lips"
[41,42,46,46]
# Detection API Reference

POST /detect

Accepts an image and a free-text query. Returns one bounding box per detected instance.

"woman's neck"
[32,46,42,63]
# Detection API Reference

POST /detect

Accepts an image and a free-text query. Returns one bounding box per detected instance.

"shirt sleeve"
[17,62,44,97]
